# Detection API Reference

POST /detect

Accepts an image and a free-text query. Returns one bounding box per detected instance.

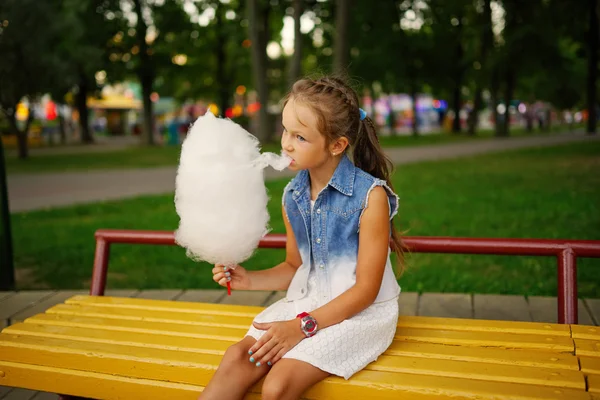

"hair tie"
[359,108,367,121]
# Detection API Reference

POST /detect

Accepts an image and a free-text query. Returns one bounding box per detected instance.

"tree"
[0,138,14,290]
[587,0,598,134]
[0,0,63,158]
[467,0,493,135]
[333,0,351,75]
[248,0,271,141]
[133,0,156,145]
[288,0,304,87]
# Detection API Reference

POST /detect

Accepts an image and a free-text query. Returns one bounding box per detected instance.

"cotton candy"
[174,111,291,267]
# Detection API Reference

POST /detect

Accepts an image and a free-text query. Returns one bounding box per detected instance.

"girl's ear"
[329,136,349,156]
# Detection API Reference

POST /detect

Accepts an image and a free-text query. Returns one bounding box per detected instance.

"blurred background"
[0,0,598,299]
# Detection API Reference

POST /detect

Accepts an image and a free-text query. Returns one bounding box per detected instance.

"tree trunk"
[451,84,462,133]
[76,73,93,144]
[288,0,303,87]
[410,81,419,137]
[7,112,28,159]
[333,0,351,75]
[587,0,598,134]
[0,136,15,290]
[467,0,492,136]
[58,108,67,145]
[501,67,515,137]
[491,66,502,137]
[216,3,230,116]
[248,0,270,142]
[467,89,483,136]
[451,16,464,134]
[134,0,155,145]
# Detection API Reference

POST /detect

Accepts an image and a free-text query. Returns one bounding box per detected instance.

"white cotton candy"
[174,111,291,267]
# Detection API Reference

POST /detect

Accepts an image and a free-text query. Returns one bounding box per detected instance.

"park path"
[7,132,599,213]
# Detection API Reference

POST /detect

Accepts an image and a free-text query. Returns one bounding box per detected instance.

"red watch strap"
[296,312,309,318]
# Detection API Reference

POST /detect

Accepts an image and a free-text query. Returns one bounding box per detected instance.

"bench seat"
[0,295,599,399]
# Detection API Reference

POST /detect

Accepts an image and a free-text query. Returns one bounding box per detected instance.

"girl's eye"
[297,135,306,142]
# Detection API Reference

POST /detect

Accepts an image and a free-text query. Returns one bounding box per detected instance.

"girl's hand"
[212,264,252,290]
[249,320,305,366]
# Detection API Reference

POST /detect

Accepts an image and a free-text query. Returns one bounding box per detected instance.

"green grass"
[10,141,600,296]
[5,124,578,174]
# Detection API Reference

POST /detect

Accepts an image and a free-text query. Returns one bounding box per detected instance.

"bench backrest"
[91,229,600,324]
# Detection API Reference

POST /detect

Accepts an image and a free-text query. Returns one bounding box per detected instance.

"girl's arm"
[246,206,302,291]
[310,186,390,328]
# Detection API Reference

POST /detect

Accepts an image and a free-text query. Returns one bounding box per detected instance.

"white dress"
[246,203,400,380]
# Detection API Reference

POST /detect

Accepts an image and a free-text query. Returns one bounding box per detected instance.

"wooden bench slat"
[572,324,600,341]
[65,295,264,316]
[397,315,570,337]
[4,315,579,370]
[580,356,600,375]
[22,314,248,341]
[5,322,580,371]
[396,327,574,352]
[0,334,586,390]
[590,374,600,394]
[575,339,600,357]
[385,341,579,370]
[43,304,575,352]
[0,355,591,400]
[0,361,215,400]
[47,304,256,327]
[63,296,572,337]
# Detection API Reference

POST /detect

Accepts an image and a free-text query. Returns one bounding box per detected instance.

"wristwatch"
[296,312,318,338]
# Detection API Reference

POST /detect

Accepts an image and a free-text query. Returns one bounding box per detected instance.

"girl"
[199,76,403,400]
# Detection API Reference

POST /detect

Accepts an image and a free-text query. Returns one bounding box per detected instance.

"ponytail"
[353,116,405,276]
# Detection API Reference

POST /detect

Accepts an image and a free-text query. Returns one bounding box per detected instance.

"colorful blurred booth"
[87,95,142,136]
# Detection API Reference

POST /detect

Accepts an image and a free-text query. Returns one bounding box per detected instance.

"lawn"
[10,140,600,297]
[5,124,575,174]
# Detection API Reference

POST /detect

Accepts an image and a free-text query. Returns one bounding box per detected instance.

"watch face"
[305,319,316,331]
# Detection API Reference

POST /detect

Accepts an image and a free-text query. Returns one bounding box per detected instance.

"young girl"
[199,76,403,400]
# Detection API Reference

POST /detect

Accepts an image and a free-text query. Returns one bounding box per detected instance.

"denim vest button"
[316,209,321,214]
[316,238,321,244]
[319,263,324,269]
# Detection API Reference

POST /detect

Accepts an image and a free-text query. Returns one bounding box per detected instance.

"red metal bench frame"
[91,229,600,324]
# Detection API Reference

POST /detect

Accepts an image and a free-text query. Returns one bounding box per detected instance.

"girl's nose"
[281,133,293,151]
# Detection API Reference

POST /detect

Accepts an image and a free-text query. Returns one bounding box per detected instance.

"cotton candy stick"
[174,112,290,295]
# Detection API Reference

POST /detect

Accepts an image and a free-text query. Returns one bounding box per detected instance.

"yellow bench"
[1,294,599,399]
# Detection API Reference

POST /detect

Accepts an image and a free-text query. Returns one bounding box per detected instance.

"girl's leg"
[261,359,330,400]
[198,336,269,400]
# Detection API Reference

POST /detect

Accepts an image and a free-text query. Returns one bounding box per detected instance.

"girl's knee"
[261,377,288,400]
[221,342,250,369]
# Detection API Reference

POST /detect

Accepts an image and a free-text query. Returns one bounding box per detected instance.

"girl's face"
[281,99,329,171]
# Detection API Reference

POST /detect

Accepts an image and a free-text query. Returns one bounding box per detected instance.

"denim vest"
[283,155,401,305]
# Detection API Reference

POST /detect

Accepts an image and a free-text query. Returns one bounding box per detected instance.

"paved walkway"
[0,288,598,399]
[8,133,599,213]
